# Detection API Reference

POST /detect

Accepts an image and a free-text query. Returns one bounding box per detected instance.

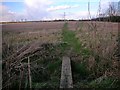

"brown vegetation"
[2,21,120,88]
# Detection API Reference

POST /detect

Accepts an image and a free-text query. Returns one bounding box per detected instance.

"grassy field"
[2,21,120,88]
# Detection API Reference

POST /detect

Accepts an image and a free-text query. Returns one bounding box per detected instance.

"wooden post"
[28,57,32,88]
[60,56,73,88]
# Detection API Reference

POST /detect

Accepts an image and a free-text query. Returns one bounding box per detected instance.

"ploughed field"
[2,21,120,88]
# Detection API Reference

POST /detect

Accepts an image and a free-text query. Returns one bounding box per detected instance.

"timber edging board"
[60,56,73,88]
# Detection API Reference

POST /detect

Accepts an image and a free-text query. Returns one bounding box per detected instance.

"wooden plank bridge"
[60,56,73,88]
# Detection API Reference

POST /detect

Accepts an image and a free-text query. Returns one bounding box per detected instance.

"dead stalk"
[19,63,24,90]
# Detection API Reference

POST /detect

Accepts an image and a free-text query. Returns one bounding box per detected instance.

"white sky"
[0,0,120,22]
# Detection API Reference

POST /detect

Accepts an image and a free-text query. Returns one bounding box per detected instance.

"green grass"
[89,76,120,88]
[71,61,89,78]
[31,59,61,88]
[47,59,62,74]
[61,22,91,55]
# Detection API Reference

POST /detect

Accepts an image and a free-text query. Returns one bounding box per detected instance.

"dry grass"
[2,21,120,88]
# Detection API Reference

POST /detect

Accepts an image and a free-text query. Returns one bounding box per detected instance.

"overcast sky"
[0,0,120,22]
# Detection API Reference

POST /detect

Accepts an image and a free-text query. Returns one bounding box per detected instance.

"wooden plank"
[60,56,73,88]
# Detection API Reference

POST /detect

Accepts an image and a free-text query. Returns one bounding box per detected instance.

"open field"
[2,21,118,46]
[2,21,120,88]
[2,21,118,31]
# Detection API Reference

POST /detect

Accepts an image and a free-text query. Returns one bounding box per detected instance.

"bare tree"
[117,1,120,16]
[105,2,119,17]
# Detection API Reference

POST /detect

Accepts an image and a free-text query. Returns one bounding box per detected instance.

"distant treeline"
[53,16,120,22]
[91,16,120,22]
[2,16,120,23]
